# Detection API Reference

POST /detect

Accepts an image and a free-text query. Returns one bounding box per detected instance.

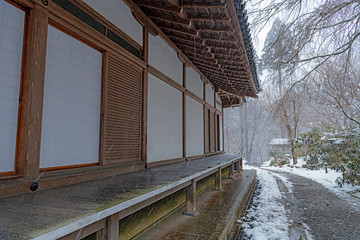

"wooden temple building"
[0,0,260,239]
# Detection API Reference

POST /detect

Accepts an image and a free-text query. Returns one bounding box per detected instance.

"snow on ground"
[267,171,294,193]
[240,165,290,240]
[261,158,360,211]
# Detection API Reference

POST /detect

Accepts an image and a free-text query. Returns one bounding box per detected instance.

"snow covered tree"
[261,19,303,164]
[308,57,360,127]
[249,0,360,84]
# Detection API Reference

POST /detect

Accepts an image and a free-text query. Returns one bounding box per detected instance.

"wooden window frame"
[0,0,28,178]
[39,22,104,172]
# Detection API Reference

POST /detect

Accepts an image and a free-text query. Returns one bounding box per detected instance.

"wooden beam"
[59,219,106,240]
[172,40,208,52]
[186,54,217,64]
[196,26,233,33]
[214,55,244,62]
[206,41,238,49]
[171,38,205,49]
[142,28,148,166]
[181,49,214,59]
[134,0,182,13]
[210,46,241,53]
[161,25,197,36]
[191,60,220,70]
[106,213,119,240]
[177,44,209,54]
[201,36,236,42]
[148,66,185,93]
[218,59,245,66]
[223,68,247,75]
[21,4,49,180]
[169,34,204,44]
[184,179,199,216]
[182,63,186,159]
[190,15,231,22]
[228,163,235,179]
[99,52,108,166]
[235,158,241,172]
[214,167,222,190]
[185,90,205,105]
[182,2,227,9]
[200,68,226,76]
[147,13,190,26]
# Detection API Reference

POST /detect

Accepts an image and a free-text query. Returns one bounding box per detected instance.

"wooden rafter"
[213,54,244,62]
[200,36,235,42]
[191,61,220,70]
[131,0,259,104]
[187,55,218,64]
[134,0,182,13]
[179,45,211,55]
[196,26,233,33]
[168,34,204,44]
[161,25,197,36]
[205,41,238,49]
[147,13,190,26]
[182,2,227,9]
[189,15,231,22]
[170,39,206,49]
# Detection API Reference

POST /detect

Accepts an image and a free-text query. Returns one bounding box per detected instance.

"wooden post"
[142,27,149,167]
[228,163,235,179]
[203,82,206,155]
[106,213,119,240]
[99,52,108,166]
[235,158,241,173]
[184,179,199,216]
[20,4,49,180]
[96,229,106,240]
[182,63,186,159]
[215,167,222,190]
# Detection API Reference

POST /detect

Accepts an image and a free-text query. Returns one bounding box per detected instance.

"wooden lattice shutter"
[104,54,143,165]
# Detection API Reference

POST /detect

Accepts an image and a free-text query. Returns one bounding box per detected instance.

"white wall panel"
[40,26,102,168]
[149,35,183,85]
[186,67,203,98]
[147,73,182,162]
[220,116,224,151]
[216,93,221,102]
[205,84,214,106]
[0,1,24,172]
[186,96,204,157]
[83,0,142,45]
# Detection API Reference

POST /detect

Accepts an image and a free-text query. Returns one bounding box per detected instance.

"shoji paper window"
[0,1,25,173]
[40,25,102,169]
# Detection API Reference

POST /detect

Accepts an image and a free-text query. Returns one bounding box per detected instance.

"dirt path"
[268,170,360,240]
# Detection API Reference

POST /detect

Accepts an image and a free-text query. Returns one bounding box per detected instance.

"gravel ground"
[271,171,360,240]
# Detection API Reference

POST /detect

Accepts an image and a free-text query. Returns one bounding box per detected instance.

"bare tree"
[308,57,360,126]
[265,85,305,164]
[249,0,360,87]
[224,98,273,162]
[261,18,305,164]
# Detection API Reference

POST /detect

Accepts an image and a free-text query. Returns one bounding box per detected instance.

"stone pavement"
[271,171,360,240]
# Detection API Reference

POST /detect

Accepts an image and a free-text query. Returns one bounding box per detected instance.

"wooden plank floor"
[0,155,241,239]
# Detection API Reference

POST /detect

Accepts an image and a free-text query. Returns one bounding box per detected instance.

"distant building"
[269,138,290,155]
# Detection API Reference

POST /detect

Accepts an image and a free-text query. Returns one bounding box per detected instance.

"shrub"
[296,127,360,186]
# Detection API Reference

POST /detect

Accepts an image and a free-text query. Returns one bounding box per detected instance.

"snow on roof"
[269,138,289,146]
